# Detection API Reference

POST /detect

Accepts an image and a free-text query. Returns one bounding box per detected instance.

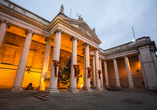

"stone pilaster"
[138,53,148,89]
[124,56,134,89]
[0,19,11,47]
[104,60,109,88]
[113,58,121,89]
[69,36,79,93]
[39,37,53,91]
[150,46,157,72]
[11,29,35,91]
[138,46,157,89]
[48,29,63,93]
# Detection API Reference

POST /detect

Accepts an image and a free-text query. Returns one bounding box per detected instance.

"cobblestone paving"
[0,89,157,110]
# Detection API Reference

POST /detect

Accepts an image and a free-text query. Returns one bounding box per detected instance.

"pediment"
[51,13,101,44]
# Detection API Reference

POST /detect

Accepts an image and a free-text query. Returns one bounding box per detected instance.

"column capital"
[0,19,11,29]
[70,36,79,41]
[82,43,88,46]
[54,28,64,34]
[91,54,95,57]
[104,59,107,61]
[112,57,116,60]
[25,29,35,36]
[94,48,100,51]
[123,55,128,58]
[45,37,54,42]
[83,43,91,48]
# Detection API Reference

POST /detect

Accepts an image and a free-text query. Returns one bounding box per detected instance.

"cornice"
[0,4,48,31]
[99,37,156,56]
[0,0,50,25]
[0,11,48,36]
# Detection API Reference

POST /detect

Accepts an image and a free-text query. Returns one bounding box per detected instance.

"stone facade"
[0,0,157,91]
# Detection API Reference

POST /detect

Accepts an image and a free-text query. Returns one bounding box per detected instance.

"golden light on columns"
[137,61,141,67]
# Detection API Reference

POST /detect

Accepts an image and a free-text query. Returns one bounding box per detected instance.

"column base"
[84,87,93,92]
[101,86,105,89]
[105,86,110,89]
[92,86,97,90]
[69,88,79,93]
[11,86,23,91]
[115,86,121,90]
[47,88,60,93]
[96,87,103,90]
[128,86,135,89]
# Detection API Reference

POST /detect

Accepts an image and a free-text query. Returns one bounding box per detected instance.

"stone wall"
[0,32,46,89]
[0,32,85,89]
[106,56,144,88]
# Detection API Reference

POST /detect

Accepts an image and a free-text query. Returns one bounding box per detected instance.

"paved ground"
[0,89,157,110]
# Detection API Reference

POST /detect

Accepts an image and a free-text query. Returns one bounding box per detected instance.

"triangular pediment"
[50,12,102,44]
[59,15,101,42]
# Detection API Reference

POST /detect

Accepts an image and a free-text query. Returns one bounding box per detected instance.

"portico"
[0,0,157,92]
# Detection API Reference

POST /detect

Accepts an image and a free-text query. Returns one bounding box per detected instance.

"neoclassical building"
[0,0,157,93]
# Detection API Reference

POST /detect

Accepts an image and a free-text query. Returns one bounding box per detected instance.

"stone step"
[34,90,108,100]
[34,95,48,101]
[35,92,50,95]
[35,93,49,98]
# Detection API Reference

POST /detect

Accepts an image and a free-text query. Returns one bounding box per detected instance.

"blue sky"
[10,0,157,51]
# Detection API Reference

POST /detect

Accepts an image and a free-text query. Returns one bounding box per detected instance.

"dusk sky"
[10,0,157,51]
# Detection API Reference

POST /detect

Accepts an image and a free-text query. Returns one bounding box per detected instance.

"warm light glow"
[40,78,46,91]
[81,84,83,87]
[137,61,141,67]
[39,86,45,91]
[22,71,41,89]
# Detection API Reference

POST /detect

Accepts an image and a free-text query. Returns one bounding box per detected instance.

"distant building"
[0,0,157,92]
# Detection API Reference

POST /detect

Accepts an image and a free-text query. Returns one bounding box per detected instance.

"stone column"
[39,37,53,91]
[124,56,134,89]
[138,53,148,89]
[113,58,120,89]
[104,60,109,88]
[84,43,92,91]
[11,29,35,91]
[48,29,62,93]
[99,58,104,89]
[0,19,11,47]
[70,36,79,93]
[92,55,96,89]
[95,49,101,90]
[83,51,85,88]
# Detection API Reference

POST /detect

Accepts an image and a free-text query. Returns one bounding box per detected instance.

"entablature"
[0,0,50,26]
